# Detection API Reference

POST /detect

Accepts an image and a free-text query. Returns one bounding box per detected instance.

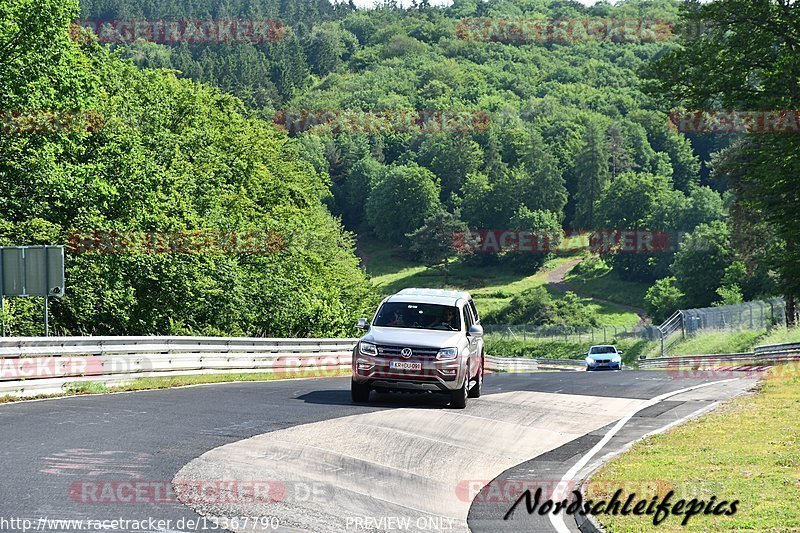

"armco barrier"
[0,337,583,397]
[0,336,359,397]
[638,341,800,369]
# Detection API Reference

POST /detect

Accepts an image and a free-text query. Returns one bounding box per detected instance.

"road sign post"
[0,246,65,336]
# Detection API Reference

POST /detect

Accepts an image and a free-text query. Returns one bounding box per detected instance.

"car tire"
[468,359,482,399]
[450,373,468,409]
[585,366,592,372]
[351,379,370,403]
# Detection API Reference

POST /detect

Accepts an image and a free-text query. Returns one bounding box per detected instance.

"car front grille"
[376,344,439,358]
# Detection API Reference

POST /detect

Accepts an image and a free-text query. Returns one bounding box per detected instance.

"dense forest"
[1,0,797,334]
[0,0,372,336]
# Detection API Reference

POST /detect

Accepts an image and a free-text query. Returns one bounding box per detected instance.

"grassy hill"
[360,237,642,327]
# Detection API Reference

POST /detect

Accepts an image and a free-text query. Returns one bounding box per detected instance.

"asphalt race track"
[0,371,756,533]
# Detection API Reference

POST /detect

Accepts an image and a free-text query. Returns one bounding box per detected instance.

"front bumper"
[587,360,622,370]
[352,354,465,392]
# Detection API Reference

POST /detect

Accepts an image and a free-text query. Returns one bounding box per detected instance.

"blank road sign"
[0,246,65,297]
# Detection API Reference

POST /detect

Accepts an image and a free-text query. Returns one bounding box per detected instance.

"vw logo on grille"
[400,348,413,359]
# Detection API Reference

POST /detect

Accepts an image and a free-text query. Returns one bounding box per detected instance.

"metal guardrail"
[0,337,585,397]
[0,337,359,396]
[754,342,800,355]
[638,341,800,368]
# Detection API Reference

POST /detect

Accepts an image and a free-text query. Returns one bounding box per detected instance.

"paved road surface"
[0,371,755,532]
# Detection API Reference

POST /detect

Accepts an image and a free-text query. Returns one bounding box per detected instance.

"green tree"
[365,163,442,244]
[671,221,735,309]
[574,121,610,228]
[644,277,685,323]
[416,134,483,203]
[406,209,467,285]
[593,172,685,282]
[338,157,384,229]
[0,1,375,337]
[651,0,800,321]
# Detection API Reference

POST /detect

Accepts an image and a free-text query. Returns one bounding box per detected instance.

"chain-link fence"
[682,299,785,333]
[483,324,660,344]
[658,298,786,355]
[484,298,787,356]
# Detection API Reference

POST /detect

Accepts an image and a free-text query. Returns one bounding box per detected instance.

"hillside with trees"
[4,0,795,333]
[0,0,373,336]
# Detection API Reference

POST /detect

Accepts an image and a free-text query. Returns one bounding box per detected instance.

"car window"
[590,346,617,354]
[468,300,480,324]
[462,306,473,331]
[373,302,461,331]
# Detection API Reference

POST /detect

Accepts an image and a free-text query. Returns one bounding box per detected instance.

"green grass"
[660,330,767,357]
[587,362,800,532]
[486,336,655,366]
[362,237,640,326]
[564,261,650,310]
[0,369,350,404]
[643,326,800,359]
[758,326,800,346]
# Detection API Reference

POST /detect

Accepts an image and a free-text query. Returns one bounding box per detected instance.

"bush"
[485,287,599,327]
[570,256,610,280]
[644,277,684,323]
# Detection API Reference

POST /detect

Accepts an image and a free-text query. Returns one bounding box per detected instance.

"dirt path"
[547,257,648,325]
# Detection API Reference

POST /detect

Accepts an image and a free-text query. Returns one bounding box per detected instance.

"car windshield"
[373,302,461,331]
[590,346,617,354]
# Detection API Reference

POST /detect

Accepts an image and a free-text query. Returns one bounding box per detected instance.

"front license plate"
[390,361,422,371]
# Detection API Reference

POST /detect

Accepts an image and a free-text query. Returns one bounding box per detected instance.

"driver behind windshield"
[428,307,457,330]
[386,310,406,327]
[373,303,460,330]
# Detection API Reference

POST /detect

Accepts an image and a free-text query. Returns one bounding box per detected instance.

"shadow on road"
[295,389,453,409]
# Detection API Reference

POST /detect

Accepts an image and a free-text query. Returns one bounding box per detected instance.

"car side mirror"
[617,350,624,355]
[639,355,646,360]
[468,324,483,337]
[356,318,369,330]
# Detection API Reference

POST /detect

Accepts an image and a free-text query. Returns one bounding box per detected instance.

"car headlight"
[436,347,459,360]
[612,356,621,362]
[360,342,377,356]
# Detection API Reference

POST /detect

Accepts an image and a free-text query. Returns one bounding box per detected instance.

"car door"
[462,305,479,377]
[467,299,483,365]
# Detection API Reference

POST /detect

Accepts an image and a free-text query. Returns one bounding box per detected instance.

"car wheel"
[450,373,468,409]
[468,359,482,398]
[585,366,592,372]
[351,379,370,403]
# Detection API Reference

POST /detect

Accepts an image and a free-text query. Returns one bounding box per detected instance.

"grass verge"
[564,260,650,310]
[0,369,350,404]
[486,336,654,366]
[642,326,800,359]
[363,237,640,326]
[586,362,800,531]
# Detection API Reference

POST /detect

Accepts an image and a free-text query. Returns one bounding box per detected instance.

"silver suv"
[351,288,484,408]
